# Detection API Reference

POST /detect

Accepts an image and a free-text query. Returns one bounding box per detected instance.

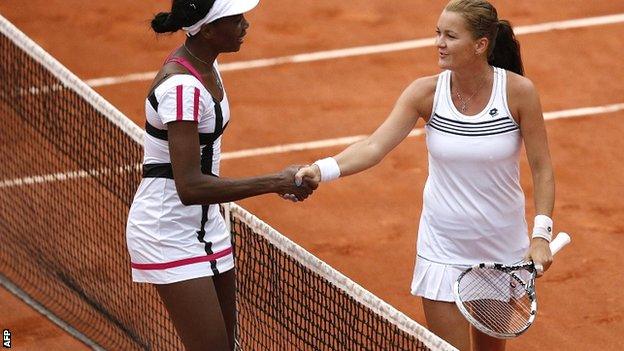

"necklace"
[182,43,223,91]
[454,73,488,113]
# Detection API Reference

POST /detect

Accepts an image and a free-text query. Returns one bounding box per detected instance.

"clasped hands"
[278,164,322,202]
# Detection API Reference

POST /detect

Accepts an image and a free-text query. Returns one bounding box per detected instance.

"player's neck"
[451,63,492,94]
[183,40,218,69]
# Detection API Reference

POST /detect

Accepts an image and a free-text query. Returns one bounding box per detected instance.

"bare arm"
[297,77,436,183]
[335,79,433,176]
[510,74,555,273]
[512,76,555,217]
[168,121,313,205]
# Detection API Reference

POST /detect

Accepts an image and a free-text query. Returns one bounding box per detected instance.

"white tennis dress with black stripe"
[126,59,234,284]
[410,67,530,301]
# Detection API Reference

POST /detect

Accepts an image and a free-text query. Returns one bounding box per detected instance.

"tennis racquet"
[453,232,571,339]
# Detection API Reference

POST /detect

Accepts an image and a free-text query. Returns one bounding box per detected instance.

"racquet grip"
[549,232,571,256]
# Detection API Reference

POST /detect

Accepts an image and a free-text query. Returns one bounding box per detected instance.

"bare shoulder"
[506,71,538,98]
[405,74,438,98]
[505,71,543,125]
[402,74,439,119]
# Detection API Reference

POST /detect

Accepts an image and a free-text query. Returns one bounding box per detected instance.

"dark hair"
[445,0,524,75]
[151,0,215,34]
[490,20,524,75]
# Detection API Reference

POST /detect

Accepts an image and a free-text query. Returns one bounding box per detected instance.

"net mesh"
[0,15,455,351]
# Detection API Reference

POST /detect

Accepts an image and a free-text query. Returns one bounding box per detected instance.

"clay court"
[1,0,623,350]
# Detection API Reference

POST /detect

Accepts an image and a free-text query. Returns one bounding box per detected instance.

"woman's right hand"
[295,164,321,188]
[278,165,317,202]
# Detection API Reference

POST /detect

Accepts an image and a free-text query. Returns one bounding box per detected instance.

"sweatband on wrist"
[313,157,341,182]
[532,214,553,242]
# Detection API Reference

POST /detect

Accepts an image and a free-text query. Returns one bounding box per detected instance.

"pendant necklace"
[183,43,222,91]
[455,73,488,113]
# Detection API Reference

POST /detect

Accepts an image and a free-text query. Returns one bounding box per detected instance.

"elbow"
[177,189,196,206]
[175,178,221,206]
[365,140,386,166]
[175,179,203,206]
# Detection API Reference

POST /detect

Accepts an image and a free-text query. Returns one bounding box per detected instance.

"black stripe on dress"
[429,123,519,137]
[431,119,516,132]
[429,113,518,137]
[196,206,220,275]
[195,98,227,274]
[148,92,159,111]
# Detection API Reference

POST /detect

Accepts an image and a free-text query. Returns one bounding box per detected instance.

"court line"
[220,102,624,159]
[1,103,622,189]
[85,13,624,88]
[0,275,105,350]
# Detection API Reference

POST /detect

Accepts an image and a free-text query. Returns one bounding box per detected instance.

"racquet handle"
[549,232,571,256]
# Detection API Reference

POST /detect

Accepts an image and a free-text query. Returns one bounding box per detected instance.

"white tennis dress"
[126,58,234,284]
[410,67,530,301]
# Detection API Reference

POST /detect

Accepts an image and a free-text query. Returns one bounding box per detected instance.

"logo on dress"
[489,108,499,117]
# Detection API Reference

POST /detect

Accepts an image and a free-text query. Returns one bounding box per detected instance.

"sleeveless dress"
[410,67,529,301]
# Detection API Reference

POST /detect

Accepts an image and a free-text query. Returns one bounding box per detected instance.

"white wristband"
[313,157,341,182]
[532,214,553,242]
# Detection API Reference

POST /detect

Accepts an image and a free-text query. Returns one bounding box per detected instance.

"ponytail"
[151,12,181,34]
[489,20,524,76]
[150,0,216,35]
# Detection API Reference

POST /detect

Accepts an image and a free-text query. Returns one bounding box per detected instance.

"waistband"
[142,163,217,179]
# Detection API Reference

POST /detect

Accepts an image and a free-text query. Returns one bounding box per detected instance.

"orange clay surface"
[1,0,623,350]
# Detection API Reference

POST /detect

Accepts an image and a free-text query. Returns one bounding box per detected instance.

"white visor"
[183,0,259,36]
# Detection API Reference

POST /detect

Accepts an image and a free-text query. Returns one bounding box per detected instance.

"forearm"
[311,79,426,181]
[334,138,386,177]
[177,173,285,205]
[532,168,555,217]
[530,167,555,244]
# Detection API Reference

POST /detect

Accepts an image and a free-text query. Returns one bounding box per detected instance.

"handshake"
[276,164,322,202]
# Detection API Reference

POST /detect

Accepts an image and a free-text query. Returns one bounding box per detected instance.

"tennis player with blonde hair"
[296,1,555,350]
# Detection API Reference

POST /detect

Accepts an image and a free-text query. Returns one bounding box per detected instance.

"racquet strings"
[458,267,532,334]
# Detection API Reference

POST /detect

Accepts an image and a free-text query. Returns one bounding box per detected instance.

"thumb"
[534,263,544,277]
[294,167,307,187]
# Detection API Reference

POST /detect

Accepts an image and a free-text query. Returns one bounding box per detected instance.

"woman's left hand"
[525,238,553,277]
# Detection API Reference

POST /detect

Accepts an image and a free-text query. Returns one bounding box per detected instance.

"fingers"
[279,164,322,203]
[293,183,313,201]
[302,176,319,190]
[279,189,311,202]
[294,167,309,187]
[534,263,544,277]
[294,166,306,187]
[280,193,299,202]
[531,255,553,278]
[527,238,554,278]
[295,165,321,187]
[279,180,313,202]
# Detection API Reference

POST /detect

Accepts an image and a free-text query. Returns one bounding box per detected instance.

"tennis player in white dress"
[295,1,555,350]
[126,1,315,349]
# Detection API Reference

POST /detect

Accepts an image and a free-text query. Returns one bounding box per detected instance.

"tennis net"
[0,14,456,351]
